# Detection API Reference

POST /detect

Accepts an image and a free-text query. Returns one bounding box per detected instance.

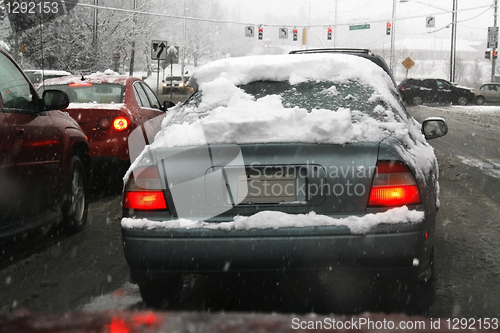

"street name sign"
[349,24,370,31]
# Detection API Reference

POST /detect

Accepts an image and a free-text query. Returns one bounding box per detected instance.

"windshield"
[181,79,399,125]
[239,80,392,120]
[38,83,124,104]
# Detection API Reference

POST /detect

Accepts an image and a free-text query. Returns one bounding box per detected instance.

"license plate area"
[237,168,298,204]
[206,165,325,207]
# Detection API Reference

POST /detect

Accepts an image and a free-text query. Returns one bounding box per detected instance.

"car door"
[0,110,16,221]
[0,51,63,222]
[479,84,495,103]
[491,84,500,103]
[435,79,453,103]
[420,79,437,103]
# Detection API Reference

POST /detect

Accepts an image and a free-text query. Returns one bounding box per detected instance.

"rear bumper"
[89,134,130,161]
[121,215,433,282]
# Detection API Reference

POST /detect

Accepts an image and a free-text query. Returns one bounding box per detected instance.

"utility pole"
[92,0,98,70]
[92,0,98,47]
[449,0,457,82]
[129,0,137,76]
[181,0,187,76]
[493,0,498,82]
[334,0,338,47]
[390,0,396,77]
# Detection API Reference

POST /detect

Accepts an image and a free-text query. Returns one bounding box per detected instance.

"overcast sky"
[220,0,496,49]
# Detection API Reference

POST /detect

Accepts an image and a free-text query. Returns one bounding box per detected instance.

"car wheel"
[476,96,486,105]
[382,250,436,315]
[139,275,184,309]
[62,156,88,233]
[412,96,422,106]
[457,96,468,106]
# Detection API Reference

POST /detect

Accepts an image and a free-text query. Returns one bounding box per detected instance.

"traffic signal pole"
[493,0,498,82]
[449,0,457,83]
[389,0,396,76]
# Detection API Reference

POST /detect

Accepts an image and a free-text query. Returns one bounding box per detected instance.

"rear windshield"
[38,83,124,104]
[185,80,398,124]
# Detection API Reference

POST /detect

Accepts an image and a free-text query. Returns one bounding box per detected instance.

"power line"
[69,1,493,30]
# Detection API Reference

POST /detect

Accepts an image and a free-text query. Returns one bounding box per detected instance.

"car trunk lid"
[154,143,379,219]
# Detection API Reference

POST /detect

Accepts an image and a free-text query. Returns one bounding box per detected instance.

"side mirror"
[422,117,448,140]
[163,101,176,110]
[42,90,70,110]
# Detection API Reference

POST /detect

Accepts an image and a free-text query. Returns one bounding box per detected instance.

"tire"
[476,96,486,105]
[61,156,88,233]
[412,96,422,106]
[456,96,468,106]
[139,275,184,309]
[379,250,435,315]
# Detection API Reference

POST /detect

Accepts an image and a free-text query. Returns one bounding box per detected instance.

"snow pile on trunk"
[122,206,424,234]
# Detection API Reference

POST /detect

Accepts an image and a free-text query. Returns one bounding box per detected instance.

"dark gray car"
[121,53,447,312]
[398,78,475,106]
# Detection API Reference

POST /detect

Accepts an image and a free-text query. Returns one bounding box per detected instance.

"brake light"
[113,117,129,131]
[123,166,167,210]
[123,191,167,210]
[69,82,93,87]
[368,161,421,207]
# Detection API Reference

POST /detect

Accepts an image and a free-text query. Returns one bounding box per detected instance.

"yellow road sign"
[402,57,415,70]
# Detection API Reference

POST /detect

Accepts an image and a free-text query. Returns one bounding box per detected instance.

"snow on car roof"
[154,53,405,147]
[40,72,131,85]
[24,69,72,76]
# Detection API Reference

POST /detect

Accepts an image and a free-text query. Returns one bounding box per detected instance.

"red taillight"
[69,82,93,87]
[368,161,421,207]
[123,166,167,210]
[113,117,129,131]
[123,191,167,210]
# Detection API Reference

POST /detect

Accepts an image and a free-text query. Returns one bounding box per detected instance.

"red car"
[37,73,169,180]
[0,48,90,238]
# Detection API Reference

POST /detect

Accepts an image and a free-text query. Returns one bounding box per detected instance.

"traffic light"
[258,26,263,40]
[293,28,298,41]
[386,22,391,35]
[485,50,497,60]
[19,44,26,53]
[327,27,332,40]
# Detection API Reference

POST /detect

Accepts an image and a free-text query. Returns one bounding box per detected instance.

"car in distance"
[162,75,190,94]
[397,78,475,106]
[1,48,90,238]
[473,83,500,105]
[121,53,447,312]
[24,69,72,85]
[37,73,169,183]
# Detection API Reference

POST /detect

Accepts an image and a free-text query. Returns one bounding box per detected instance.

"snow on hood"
[121,206,424,234]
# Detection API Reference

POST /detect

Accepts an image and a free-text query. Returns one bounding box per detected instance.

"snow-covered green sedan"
[121,53,448,310]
